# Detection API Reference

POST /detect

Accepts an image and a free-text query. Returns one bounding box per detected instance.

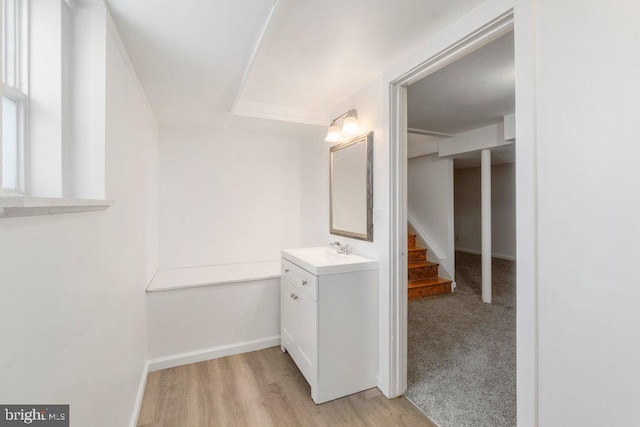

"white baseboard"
[129,361,149,427]
[455,247,516,262]
[377,375,392,398]
[147,335,281,372]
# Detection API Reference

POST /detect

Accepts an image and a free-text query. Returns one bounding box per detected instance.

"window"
[1,0,111,213]
[0,0,112,218]
[2,0,28,195]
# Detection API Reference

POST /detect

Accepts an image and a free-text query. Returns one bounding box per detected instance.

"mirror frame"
[329,131,374,242]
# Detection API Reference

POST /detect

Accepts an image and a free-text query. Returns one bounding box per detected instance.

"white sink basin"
[281,247,378,275]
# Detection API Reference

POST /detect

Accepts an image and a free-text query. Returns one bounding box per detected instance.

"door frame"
[387,6,538,425]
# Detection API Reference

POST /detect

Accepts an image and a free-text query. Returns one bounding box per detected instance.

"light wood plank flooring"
[138,346,436,426]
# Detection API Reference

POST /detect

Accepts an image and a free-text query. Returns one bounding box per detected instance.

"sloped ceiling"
[235,0,487,125]
[106,0,488,129]
[105,0,276,128]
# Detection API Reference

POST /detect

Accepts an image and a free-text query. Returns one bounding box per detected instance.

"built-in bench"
[147,261,281,292]
[146,261,282,372]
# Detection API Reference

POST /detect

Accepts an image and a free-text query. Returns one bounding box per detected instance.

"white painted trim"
[147,336,281,372]
[2,0,29,195]
[105,12,159,129]
[386,5,517,401]
[233,99,327,126]
[0,196,112,217]
[513,2,539,424]
[231,0,281,114]
[387,81,408,399]
[147,261,281,292]
[455,247,516,262]
[2,84,27,100]
[128,361,149,427]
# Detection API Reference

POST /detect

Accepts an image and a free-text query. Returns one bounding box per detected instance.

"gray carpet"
[406,251,516,427]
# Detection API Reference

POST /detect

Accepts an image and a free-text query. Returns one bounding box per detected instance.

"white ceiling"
[105,0,277,128]
[106,0,488,129]
[237,0,487,120]
[408,32,515,135]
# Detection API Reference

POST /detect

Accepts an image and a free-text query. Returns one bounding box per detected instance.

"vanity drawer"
[282,258,318,301]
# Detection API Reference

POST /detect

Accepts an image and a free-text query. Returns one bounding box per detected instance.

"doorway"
[386,6,538,425]
[402,30,516,425]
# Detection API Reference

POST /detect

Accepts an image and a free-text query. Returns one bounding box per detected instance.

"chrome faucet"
[329,241,352,255]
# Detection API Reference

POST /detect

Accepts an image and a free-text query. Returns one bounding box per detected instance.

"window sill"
[0,196,112,218]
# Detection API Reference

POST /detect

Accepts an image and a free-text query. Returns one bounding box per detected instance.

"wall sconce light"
[325,109,360,142]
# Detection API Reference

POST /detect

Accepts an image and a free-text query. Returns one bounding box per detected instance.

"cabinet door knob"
[284,268,289,273]
[301,280,307,286]
[290,293,298,301]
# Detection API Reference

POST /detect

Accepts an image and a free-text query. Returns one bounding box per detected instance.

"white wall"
[407,133,439,159]
[309,0,640,424]
[535,1,640,425]
[159,128,308,269]
[0,29,159,427]
[407,154,455,277]
[297,0,523,409]
[300,76,391,392]
[65,4,107,200]
[454,162,515,260]
[300,128,332,247]
[147,279,280,363]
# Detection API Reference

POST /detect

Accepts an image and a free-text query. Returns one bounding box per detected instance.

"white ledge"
[0,197,112,218]
[148,261,281,293]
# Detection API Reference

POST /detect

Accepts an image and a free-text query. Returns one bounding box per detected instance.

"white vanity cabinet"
[280,247,378,404]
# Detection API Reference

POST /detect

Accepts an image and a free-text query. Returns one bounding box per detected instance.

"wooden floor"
[138,346,436,426]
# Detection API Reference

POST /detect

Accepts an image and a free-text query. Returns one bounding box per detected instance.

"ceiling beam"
[407,128,454,138]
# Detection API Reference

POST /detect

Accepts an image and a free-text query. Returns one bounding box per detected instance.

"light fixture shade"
[325,124,342,142]
[341,115,359,137]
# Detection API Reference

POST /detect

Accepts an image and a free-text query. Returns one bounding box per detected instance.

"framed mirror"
[330,131,373,241]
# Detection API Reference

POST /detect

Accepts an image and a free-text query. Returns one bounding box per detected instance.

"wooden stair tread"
[407,231,450,299]
[408,277,452,288]
[408,245,427,262]
[408,261,438,269]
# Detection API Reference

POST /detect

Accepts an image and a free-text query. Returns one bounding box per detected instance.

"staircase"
[408,233,452,299]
